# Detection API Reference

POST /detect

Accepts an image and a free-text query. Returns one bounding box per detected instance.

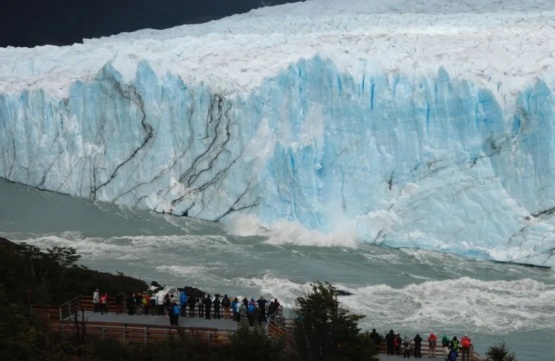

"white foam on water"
[12,233,142,259]
[335,277,555,333]
[234,273,312,310]
[224,214,358,248]
[9,232,239,261]
[157,265,215,276]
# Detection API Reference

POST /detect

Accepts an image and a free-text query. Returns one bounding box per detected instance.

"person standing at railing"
[204,294,212,319]
[231,297,239,322]
[428,332,437,358]
[247,298,256,326]
[179,291,188,317]
[395,333,403,356]
[143,293,150,315]
[441,334,450,348]
[369,328,381,347]
[239,301,248,325]
[413,333,423,358]
[115,292,124,314]
[170,301,180,326]
[222,294,231,319]
[448,346,458,361]
[403,335,412,358]
[267,300,276,320]
[386,330,396,355]
[187,295,196,317]
[150,294,157,315]
[257,296,267,322]
[461,334,472,361]
[213,294,221,319]
[254,304,261,327]
[134,293,143,315]
[443,345,450,361]
[99,293,108,314]
[156,293,165,315]
[198,296,204,318]
[450,336,459,352]
[92,289,100,313]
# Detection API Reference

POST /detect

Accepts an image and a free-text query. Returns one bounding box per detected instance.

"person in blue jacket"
[171,301,181,327]
[231,297,239,322]
[180,291,188,317]
[448,347,458,361]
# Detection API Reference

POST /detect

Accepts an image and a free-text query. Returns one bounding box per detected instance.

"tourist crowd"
[92,288,282,328]
[370,329,473,361]
[93,289,472,361]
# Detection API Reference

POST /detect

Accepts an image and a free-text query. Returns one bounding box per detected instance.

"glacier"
[1,0,555,266]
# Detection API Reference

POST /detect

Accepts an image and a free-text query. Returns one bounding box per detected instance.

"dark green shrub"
[228,322,287,361]
[486,342,516,361]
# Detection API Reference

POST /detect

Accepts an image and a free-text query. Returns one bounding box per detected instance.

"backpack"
[173,305,180,316]
[248,304,255,314]
[222,298,230,307]
[461,337,471,347]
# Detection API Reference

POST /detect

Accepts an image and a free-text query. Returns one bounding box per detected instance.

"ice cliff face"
[1,0,555,265]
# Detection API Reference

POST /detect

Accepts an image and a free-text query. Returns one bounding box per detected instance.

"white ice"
[1,0,555,266]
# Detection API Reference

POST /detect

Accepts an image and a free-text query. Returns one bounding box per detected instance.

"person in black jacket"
[221,294,231,319]
[213,295,221,319]
[256,296,267,322]
[386,330,395,355]
[187,295,196,317]
[204,294,212,319]
[370,329,382,347]
[115,292,124,314]
[127,294,135,315]
[414,333,423,358]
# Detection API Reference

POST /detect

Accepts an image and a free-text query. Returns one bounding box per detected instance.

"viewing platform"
[31,295,486,360]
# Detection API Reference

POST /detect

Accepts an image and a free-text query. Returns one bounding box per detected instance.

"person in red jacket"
[428,332,438,357]
[99,293,108,314]
[461,334,472,361]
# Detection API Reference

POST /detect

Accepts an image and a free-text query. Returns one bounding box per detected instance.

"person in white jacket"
[92,289,99,313]
[443,346,450,361]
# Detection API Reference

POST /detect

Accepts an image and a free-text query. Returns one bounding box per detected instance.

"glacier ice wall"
[1,56,555,265]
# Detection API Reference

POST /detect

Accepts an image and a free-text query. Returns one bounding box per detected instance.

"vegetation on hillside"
[0,237,148,305]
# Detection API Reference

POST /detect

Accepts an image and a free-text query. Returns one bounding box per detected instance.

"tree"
[292,281,379,361]
[45,246,82,302]
[486,342,517,361]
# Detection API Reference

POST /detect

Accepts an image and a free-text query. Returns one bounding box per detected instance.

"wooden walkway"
[32,295,235,346]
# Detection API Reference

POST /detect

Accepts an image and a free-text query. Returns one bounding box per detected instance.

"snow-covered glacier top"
[2,0,555,106]
[1,0,555,266]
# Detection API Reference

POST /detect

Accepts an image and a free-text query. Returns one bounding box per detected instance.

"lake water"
[1,178,553,360]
